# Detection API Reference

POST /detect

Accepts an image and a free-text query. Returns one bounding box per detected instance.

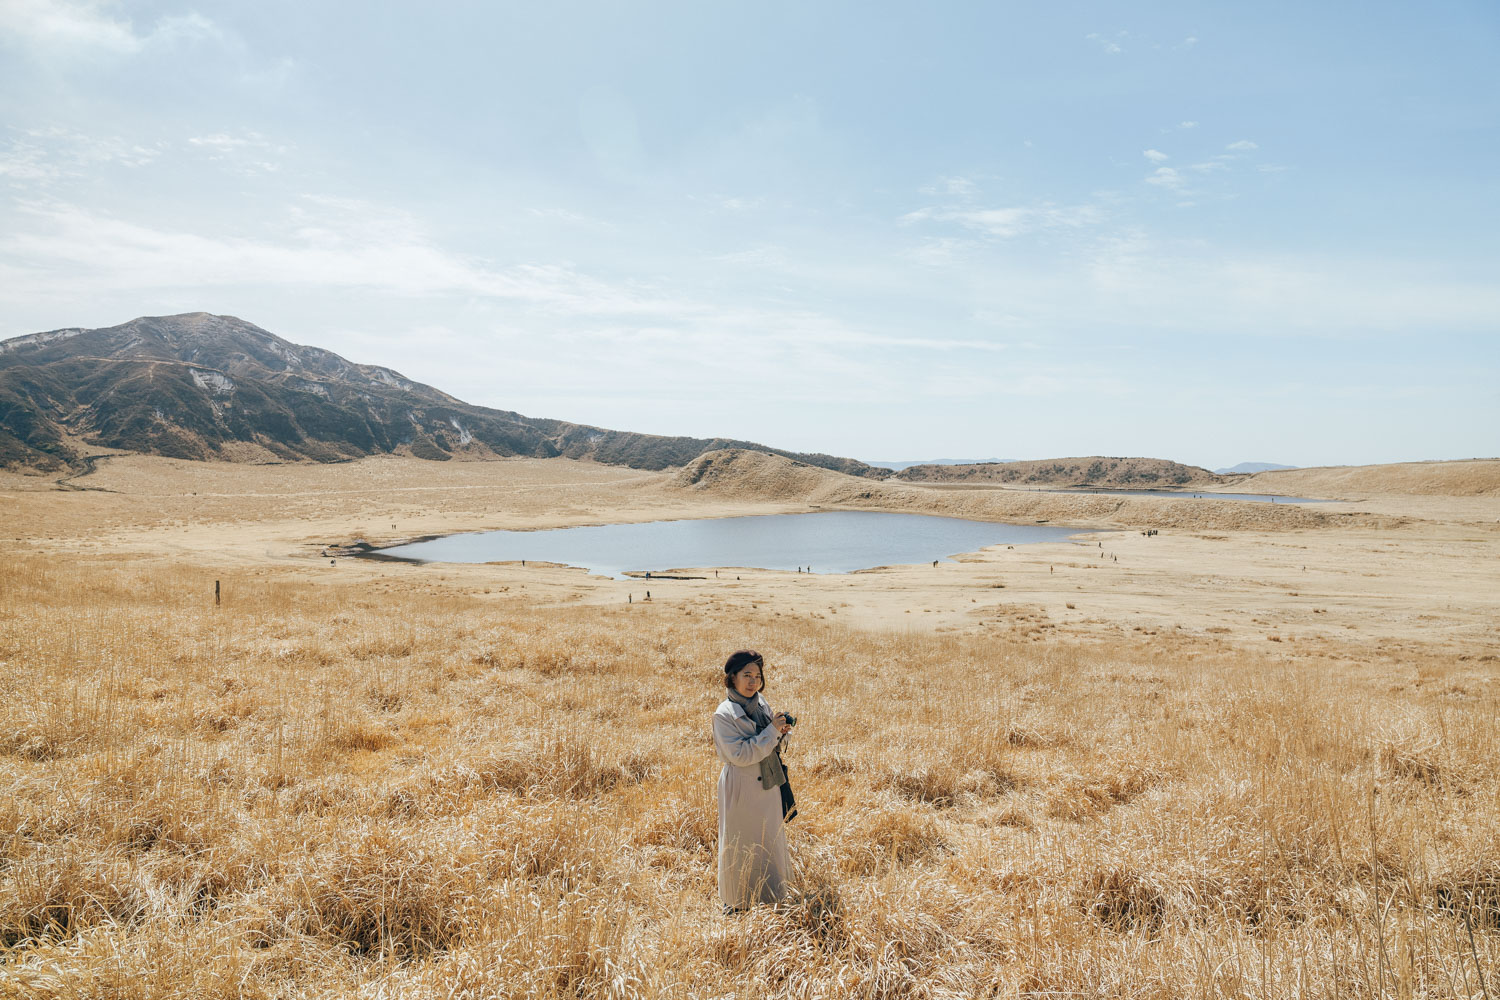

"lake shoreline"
[3,453,1495,651]
[368,509,1098,579]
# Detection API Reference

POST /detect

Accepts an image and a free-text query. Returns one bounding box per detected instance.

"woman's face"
[732,662,763,698]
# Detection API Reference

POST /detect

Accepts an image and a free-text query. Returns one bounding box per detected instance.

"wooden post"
[215,580,220,607]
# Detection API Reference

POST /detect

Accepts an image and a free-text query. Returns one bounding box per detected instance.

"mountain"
[864,457,1013,471]
[1215,462,1297,475]
[0,313,885,477]
[895,456,1223,487]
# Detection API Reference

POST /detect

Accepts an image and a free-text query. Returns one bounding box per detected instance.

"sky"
[1,1,1496,470]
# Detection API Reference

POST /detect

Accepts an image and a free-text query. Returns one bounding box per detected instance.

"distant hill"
[1241,460,1500,497]
[0,313,886,478]
[672,449,1367,532]
[865,457,1012,471]
[895,456,1223,487]
[1216,462,1297,475]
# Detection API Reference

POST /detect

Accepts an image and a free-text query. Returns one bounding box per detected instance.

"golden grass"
[1,552,1497,998]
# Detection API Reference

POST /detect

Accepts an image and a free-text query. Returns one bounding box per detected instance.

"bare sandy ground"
[3,452,1498,655]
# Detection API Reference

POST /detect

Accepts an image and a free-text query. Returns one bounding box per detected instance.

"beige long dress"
[713,694,792,908]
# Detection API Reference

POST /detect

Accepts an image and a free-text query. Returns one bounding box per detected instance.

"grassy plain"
[2,454,1498,997]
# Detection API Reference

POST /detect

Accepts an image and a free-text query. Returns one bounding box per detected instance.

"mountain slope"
[0,313,884,477]
[1241,460,1500,497]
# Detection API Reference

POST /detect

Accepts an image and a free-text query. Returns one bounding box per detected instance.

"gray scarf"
[727,689,787,790]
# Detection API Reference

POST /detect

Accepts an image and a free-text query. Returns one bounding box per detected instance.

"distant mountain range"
[1215,462,1297,475]
[0,313,886,477]
[0,313,1281,491]
[895,456,1222,487]
[865,457,1013,471]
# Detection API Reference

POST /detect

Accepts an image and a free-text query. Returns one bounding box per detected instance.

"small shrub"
[1046,766,1155,821]
[320,715,398,753]
[1434,864,1500,930]
[0,851,147,948]
[1378,738,1444,786]
[844,806,947,873]
[277,829,473,956]
[1081,867,1168,933]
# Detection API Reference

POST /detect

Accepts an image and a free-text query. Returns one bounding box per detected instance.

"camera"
[782,713,797,727]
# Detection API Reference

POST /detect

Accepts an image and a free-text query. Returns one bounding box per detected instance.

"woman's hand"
[771,713,792,736]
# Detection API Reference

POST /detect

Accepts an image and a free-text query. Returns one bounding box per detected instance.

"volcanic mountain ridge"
[0,313,885,477]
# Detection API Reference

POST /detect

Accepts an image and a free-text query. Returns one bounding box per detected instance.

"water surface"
[375,511,1083,579]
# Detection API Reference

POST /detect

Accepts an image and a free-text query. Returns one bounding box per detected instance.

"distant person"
[713,649,794,913]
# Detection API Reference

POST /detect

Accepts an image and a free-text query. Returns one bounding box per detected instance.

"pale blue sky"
[2,1,1496,468]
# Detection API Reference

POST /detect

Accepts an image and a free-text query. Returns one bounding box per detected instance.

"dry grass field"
[2,455,1499,997]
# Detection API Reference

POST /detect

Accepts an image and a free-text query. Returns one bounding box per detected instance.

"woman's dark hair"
[723,649,765,690]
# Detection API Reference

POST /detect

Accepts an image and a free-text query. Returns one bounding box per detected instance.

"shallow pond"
[374,510,1084,579]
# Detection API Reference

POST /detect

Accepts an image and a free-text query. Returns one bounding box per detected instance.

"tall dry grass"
[0,552,1496,998]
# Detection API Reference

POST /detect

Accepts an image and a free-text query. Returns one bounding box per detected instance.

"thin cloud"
[1077,231,1500,334]
[150,12,218,46]
[1144,166,1183,188]
[1178,121,1199,130]
[903,202,1105,239]
[527,207,617,231]
[920,175,978,198]
[0,127,160,187]
[186,131,289,174]
[0,0,139,52]
[1227,140,1259,151]
[719,196,764,212]
[711,245,788,267]
[0,0,218,54]
[0,145,51,183]
[1143,149,1169,163]
[0,198,1016,380]
[1085,32,1123,54]
[0,198,645,310]
[903,236,981,267]
[962,204,1103,238]
[188,132,280,154]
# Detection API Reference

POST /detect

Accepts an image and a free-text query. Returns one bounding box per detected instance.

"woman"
[713,649,793,911]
